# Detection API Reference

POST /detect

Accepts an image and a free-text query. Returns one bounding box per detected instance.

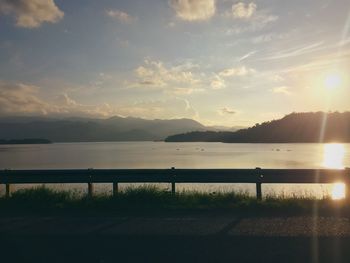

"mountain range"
[3,112,348,143]
[0,116,226,142]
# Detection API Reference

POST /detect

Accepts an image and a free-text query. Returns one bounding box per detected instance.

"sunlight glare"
[331,182,346,200]
[323,143,345,169]
[324,74,342,90]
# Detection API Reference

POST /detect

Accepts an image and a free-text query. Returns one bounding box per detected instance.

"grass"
[0,186,348,216]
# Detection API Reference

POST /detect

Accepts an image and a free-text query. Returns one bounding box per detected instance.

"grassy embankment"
[1,186,349,216]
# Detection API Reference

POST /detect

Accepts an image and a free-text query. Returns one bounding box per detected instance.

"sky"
[0,0,349,127]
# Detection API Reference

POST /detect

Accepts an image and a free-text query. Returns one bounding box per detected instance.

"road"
[2,215,350,262]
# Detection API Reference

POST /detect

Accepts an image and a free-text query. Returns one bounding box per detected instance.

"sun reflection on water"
[331,182,346,200]
[322,143,345,169]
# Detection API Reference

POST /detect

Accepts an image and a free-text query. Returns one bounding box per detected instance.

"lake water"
[1,142,349,198]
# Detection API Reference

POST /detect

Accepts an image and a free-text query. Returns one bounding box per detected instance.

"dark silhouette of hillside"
[0,116,207,142]
[165,112,350,143]
[165,131,234,142]
[0,139,51,145]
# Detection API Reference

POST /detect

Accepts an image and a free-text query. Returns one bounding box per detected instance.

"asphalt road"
[2,215,350,262]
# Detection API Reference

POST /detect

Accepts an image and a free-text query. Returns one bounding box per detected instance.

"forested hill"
[165,112,350,143]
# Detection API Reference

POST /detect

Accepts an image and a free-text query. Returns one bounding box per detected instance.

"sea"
[1,142,349,198]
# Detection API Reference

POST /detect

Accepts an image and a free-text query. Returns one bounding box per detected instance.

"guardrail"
[1,168,349,199]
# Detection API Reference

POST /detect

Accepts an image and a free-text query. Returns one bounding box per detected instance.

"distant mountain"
[0,116,207,142]
[165,112,350,143]
[0,139,51,145]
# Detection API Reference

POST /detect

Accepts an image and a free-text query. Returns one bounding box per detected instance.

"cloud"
[260,41,324,60]
[225,3,278,35]
[0,75,200,119]
[251,33,288,44]
[226,14,278,34]
[0,81,50,115]
[53,93,116,117]
[132,59,203,94]
[55,94,196,119]
[116,98,198,119]
[218,66,255,77]
[106,9,134,23]
[281,49,350,74]
[219,107,236,115]
[89,72,113,89]
[238,51,256,61]
[271,86,291,95]
[269,74,284,82]
[0,81,116,117]
[170,0,215,21]
[132,59,256,93]
[0,0,64,28]
[231,2,256,19]
[210,75,225,89]
[131,61,256,92]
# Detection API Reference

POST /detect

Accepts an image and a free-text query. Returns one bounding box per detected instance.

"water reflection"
[1,142,350,199]
[331,182,346,200]
[323,143,345,169]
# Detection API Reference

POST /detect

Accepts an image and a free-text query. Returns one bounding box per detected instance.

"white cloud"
[210,75,225,89]
[238,51,256,61]
[106,9,134,23]
[131,61,256,92]
[225,3,278,35]
[225,13,278,35]
[218,66,255,77]
[132,59,202,94]
[260,41,324,60]
[231,2,256,19]
[132,59,256,93]
[0,0,64,28]
[170,0,215,21]
[271,86,291,95]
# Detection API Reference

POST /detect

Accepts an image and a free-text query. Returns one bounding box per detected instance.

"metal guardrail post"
[346,167,350,200]
[255,167,263,200]
[87,168,94,198]
[88,183,94,198]
[3,169,11,198]
[113,182,119,196]
[5,183,11,198]
[171,167,176,195]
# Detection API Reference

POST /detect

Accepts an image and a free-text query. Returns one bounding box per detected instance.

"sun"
[324,73,342,90]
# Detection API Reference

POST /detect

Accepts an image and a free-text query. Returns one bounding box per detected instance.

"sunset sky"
[0,0,349,126]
